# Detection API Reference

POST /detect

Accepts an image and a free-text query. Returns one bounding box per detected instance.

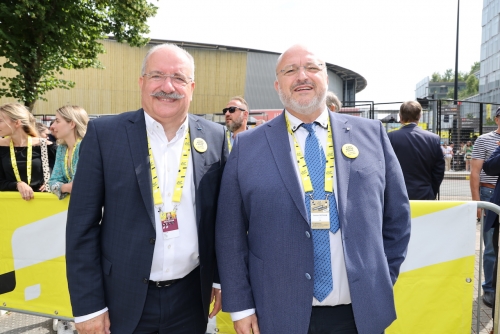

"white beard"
[278,85,326,116]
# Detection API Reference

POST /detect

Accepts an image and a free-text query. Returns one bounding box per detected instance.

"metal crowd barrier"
[478,201,500,334]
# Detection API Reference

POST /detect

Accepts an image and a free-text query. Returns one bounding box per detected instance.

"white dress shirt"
[145,112,199,282]
[75,112,199,323]
[230,108,351,322]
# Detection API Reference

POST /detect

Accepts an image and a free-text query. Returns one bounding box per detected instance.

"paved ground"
[0,174,495,333]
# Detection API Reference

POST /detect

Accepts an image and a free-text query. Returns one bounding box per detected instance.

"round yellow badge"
[193,138,208,153]
[341,144,359,159]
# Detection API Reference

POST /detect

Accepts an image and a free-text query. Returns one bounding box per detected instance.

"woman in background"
[0,103,56,200]
[48,105,89,199]
[464,140,474,172]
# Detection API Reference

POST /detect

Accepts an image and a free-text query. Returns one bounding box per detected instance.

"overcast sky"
[147,0,482,105]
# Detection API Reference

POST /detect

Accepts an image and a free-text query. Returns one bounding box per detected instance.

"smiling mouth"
[294,86,313,92]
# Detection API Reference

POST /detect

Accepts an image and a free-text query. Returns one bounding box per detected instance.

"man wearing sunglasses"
[223,97,249,152]
[216,44,410,334]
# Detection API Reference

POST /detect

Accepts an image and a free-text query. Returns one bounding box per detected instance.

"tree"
[0,0,158,110]
[431,72,442,82]
[469,61,480,75]
[443,69,453,82]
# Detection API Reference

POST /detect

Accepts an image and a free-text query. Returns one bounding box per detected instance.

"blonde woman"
[48,106,89,199]
[0,103,56,200]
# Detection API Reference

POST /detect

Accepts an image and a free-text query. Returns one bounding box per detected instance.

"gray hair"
[141,43,195,80]
[326,91,342,112]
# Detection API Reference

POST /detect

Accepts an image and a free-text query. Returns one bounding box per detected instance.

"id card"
[311,200,330,229]
[160,211,180,239]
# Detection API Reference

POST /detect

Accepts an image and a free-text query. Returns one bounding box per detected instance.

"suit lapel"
[265,112,308,223]
[125,109,155,228]
[330,112,352,221]
[188,114,208,191]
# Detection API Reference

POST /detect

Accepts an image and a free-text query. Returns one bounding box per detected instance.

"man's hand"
[234,314,260,334]
[75,311,110,334]
[209,287,221,318]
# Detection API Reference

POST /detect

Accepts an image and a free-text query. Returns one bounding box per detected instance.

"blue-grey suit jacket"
[66,110,227,333]
[215,111,411,334]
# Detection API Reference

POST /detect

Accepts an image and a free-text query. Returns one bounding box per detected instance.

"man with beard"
[215,44,411,334]
[223,96,249,153]
[66,43,226,334]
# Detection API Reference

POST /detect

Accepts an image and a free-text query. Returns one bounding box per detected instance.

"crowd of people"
[0,42,498,334]
[0,103,89,202]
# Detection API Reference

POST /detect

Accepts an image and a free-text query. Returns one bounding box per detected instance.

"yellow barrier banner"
[0,192,72,319]
[0,195,477,332]
[387,201,476,334]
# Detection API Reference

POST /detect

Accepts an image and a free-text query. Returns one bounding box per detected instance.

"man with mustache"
[66,43,227,334]
[223,96,249,153]
[216,44,411,334]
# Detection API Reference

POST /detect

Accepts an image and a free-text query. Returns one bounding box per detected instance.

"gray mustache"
[150,91,185,99]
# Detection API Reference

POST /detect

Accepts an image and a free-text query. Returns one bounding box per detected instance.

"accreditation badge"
[160,211,180,239]
[311,200,330,229]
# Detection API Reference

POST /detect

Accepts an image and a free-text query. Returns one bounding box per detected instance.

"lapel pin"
[341,144,359,159]
[193,138,208,153]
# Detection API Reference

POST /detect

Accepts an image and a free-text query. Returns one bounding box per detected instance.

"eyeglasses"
[143,72,193,87]
[277,63,325,76]
[222,106,246,113]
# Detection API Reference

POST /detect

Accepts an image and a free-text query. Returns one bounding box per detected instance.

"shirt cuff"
[212,283,221,289]
[230,309,255,321]
[74,307,108,323]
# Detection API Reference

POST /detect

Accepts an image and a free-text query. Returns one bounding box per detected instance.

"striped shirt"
[471,131,500,185]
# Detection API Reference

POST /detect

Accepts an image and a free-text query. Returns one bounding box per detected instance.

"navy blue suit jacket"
[484,145,500,231]
[66,110,227,333]
[387,124,444,200]
[215,111,411,334]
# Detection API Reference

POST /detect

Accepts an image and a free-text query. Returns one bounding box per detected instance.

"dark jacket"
[388,124,445,200]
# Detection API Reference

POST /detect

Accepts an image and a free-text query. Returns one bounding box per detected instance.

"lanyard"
[64,139,81,181]
[147,130,191,207]
[226,130,232,152]
[285,114,334,194]
[10,136,32,185]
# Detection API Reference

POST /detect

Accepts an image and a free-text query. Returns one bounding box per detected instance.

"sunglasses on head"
[222,106,246,113]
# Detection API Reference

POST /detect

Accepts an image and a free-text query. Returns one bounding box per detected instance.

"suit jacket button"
[143,278,148,284]
[305,231,311,238]
[305,273,311,280]
[149,238,155,244]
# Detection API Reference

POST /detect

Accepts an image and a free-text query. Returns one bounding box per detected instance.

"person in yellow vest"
[223,96,249,152]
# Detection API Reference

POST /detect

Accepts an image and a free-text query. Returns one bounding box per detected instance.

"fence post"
[477,201,500,334]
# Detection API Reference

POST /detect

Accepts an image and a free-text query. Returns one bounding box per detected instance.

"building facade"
[479,0,500,102]
[0,39,366,116]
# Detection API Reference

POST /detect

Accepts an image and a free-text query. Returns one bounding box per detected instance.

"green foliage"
[443,69,453,81]
[470,61,480,75]
[431,62,480,100]
[0,0,158,110]
[445,75,479,100]
[431,72,441,82]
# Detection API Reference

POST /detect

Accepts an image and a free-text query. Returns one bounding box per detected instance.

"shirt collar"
[144,110,189,140]
[285,107,330,132]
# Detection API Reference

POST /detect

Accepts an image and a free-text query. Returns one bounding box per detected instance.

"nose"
[160,77,176,92]
[296,66,309,79]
